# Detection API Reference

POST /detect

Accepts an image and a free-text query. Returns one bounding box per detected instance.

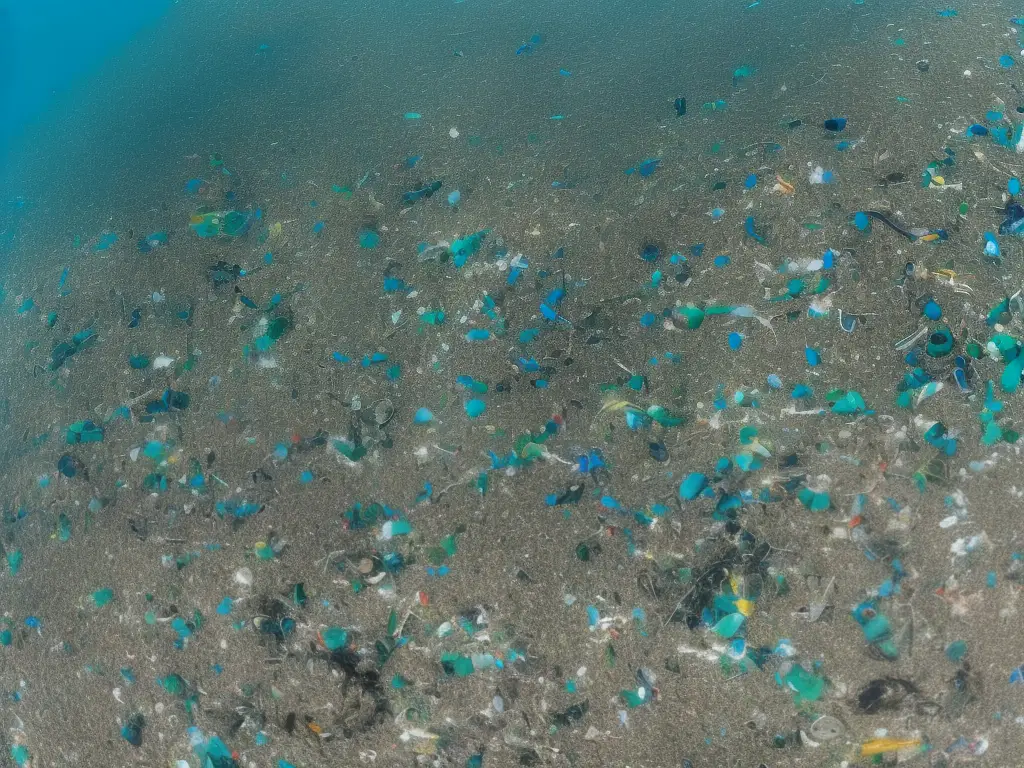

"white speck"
[152,355,175,369]
[963,69,972,77]
[449,127,460,139]
[234,567,253,587]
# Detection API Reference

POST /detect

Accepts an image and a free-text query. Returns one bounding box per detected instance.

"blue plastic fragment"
[823,117,847,132]
[679,472,708,500]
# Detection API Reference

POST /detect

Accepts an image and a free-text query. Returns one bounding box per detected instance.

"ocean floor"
[4,1,1024,766]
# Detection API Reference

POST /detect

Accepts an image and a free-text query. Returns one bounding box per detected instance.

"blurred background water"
[1,0,172,148]
[2,0,903,245]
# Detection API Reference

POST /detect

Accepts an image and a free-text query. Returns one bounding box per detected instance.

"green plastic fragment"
[441,652,475,677]
[945,639,967,662]
[158,673,188,696]
[990,333,1020,361]
[831,390,866,414]
[704,304,735,316]
[189,209,250,238]
[92,587,114,608]
[266,316,292,341]
[359,229,380,249]
[58,513,72,542]
[981,421,1004,445]
[777,662,825,703]
[1002,355,1024,393]
[620,688,648,707]
[10,745,30,767]
[6,550,23,575]
[646,405,683,427]
[67,420,104,444]
[710,612,745,638]
[255,542,274,560]
[321,627,348,651]
[798,487,831,511]
[926,326,954,357]
[677,304,705,329]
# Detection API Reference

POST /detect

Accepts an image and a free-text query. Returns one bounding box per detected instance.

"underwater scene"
[4,0,1024,765]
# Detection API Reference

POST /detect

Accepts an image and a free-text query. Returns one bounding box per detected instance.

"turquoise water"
[2,1,1024,765]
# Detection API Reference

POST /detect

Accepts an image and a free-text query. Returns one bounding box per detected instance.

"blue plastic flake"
[679,472,708,500]
[853,211,870,231]
[1001,54,1015,68]
[640,312,656,327]
[465,399,487,418]
[805,346,821,366]
[823,117,847,131]
[792,384,813,399]
[1011,178,1022,196]
[728,332,743,350]
[744,173,757,189]
[640,243,660,262]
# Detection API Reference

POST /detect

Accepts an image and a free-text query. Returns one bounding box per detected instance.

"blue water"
[2,1,171,146]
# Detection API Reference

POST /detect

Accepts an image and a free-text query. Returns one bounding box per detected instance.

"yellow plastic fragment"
[860,737,922,757]
[733,598,755,616]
